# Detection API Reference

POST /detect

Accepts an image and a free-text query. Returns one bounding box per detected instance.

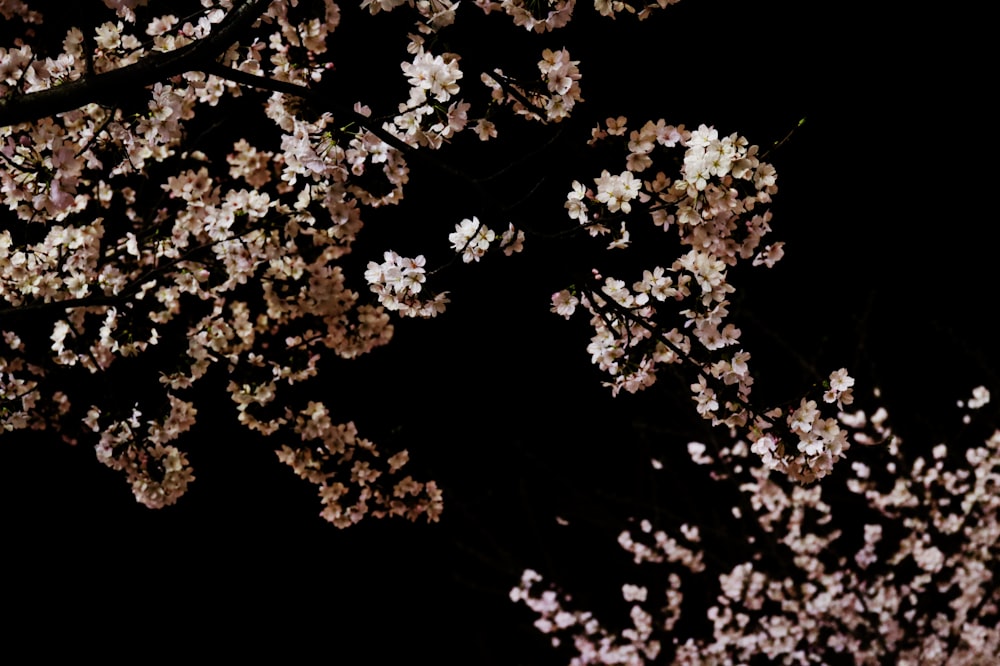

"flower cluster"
[360,0,678,31]
[552,118,854,480]
[594,170,642,215]
[361,0,459,31]
[0,0,428,512]
[510,518,705,662]
[386,46,471,149]
[497,0,575,32]
[276,402,443,527]
[84,396,197,509]
[0,0,606,517]
[513,388,1000,663]
[445,216,525,263]
[473,0,681,29]
[748,369,855,484]
[449,216,496,262]
[365,250,449,317]
[482,48,583,123]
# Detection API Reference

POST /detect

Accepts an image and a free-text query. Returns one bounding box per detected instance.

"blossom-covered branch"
[0,0,273,127]
[513,388,1000,663]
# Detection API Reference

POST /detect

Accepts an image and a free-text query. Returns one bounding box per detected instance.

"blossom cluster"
[0,0,430,516]
[513,388,1000,663]
[509,518,706,662]
[0,0,850,550]
[482,48,583,123]
[551,118,850,479]
[449,216,496,262]
[365,250,449,317]
[473,0,682,30]
[447,216,525,262]
[386,45,471,149]
[360,0,680,32]
[361,0,459,31]
[748,369,855,483]
[84,396,197,509]
[0,0,593,515]
[275,401,443,527]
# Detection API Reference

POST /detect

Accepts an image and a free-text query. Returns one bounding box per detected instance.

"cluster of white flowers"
[401,48,463,104]
[509,569,663,663]
[362,0,459,30]
[482,48,582,123]
[511,518,704,662]
[448,216,496,263]
[476,0,681,29]
[595,170,642,214]
[444,216,525,263]
[681,124,749,193]
[744,368,855,483]
[567,120,780,267]
[551,118,858,480]
[84,397,197,509]
[0,0,590,511]
[364,250,449,318]
[514,390,1000,663]
[384,45,475,150]
[275,402,443,528]
[495,0,575,32]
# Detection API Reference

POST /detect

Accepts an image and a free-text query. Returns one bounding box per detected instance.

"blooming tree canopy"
[0,0,842,516]
[1,0,996,662]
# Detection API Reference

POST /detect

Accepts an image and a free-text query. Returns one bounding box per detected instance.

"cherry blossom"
[513,390,1000,663]
[448,216,496,263]
[3,4,993,661]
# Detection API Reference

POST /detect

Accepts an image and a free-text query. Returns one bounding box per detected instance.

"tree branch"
[0,0,273,128]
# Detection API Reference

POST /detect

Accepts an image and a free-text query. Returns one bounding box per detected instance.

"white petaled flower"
[550,289,578,318]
